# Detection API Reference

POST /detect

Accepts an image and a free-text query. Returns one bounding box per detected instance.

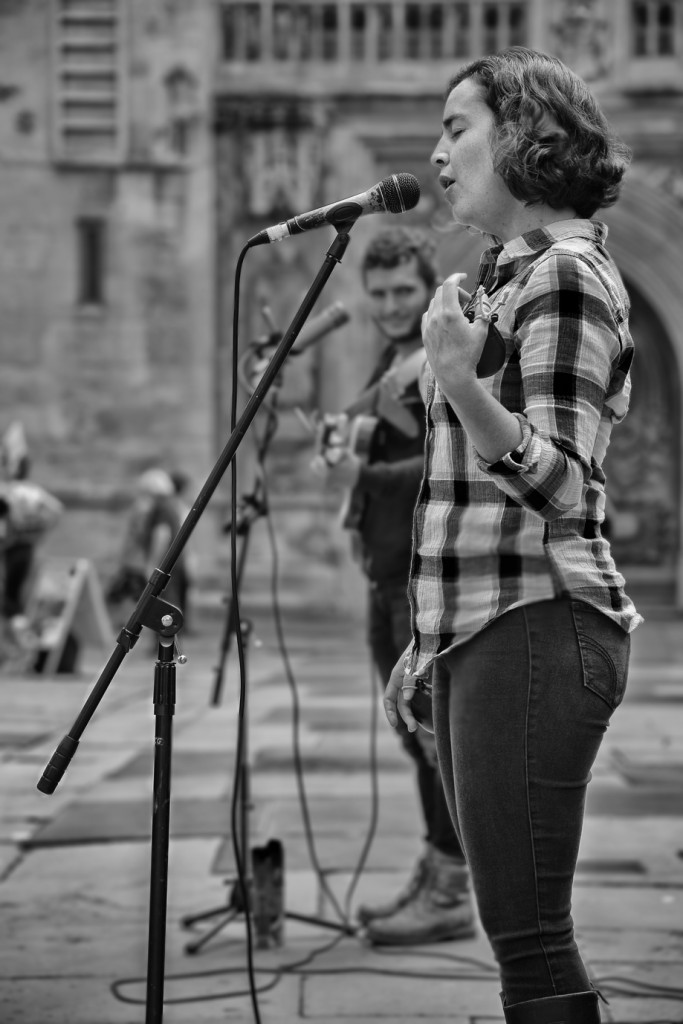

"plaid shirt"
[406,220,642,678]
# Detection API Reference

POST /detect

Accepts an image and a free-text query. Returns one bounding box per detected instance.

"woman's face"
[430,77,515,238]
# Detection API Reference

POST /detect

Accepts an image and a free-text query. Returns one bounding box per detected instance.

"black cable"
[259,460,350,927]
[260,466,394,932]
[227,243,263,1024]
[112,936,683,1012]
[340,654,381,922]
[368,942,498,974]
[110,960,683,1015]
[234,327,384,934]
[596,974,683,997]
[111,956,499,1006]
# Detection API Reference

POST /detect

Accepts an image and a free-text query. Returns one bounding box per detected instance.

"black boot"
[502,990,600,1023]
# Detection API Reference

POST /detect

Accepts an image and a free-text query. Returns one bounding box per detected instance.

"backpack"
[5,481,63,544]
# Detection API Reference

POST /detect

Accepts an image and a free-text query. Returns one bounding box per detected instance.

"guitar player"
[320,226,476,946]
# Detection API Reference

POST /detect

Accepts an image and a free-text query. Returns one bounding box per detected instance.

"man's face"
[364,256,432,343]
[430,76,514,237]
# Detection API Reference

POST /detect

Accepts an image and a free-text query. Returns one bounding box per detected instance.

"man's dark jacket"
[348,345,426,586]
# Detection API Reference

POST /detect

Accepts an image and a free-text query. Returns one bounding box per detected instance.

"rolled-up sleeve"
[476,252,623,521]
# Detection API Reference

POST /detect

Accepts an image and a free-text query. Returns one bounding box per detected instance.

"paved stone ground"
[1,597,682,1023]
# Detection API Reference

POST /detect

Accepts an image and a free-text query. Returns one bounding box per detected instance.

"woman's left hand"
[422,275,491,396]
[384,657,419,734]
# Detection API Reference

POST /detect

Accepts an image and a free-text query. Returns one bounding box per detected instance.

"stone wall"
[0,0,223,595]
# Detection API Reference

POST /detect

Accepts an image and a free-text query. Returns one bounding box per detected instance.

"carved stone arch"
[601,176,683,386]
[602,178,683,606]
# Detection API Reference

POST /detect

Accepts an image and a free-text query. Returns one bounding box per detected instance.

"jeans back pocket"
[570,599,630,710]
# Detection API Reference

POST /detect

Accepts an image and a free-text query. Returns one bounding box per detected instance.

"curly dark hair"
[361,226,439,292]
[447,47,631,218]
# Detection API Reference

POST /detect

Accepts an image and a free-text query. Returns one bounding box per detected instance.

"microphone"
[253,301,350,356]
[291,301,350,353]
[247,173,421,247]
[244,302,350,393]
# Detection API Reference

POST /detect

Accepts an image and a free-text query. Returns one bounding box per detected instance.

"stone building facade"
[1,0,682,614]
[0,0,219,597]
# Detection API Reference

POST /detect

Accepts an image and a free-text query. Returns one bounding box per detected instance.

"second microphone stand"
[182,320,355,953]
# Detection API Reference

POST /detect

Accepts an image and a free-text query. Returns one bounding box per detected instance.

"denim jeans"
[367,581,465,861]
[432,597,630,1004]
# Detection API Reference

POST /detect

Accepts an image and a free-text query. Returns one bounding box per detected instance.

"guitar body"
[316,412,378,536]
[315,345,426,549]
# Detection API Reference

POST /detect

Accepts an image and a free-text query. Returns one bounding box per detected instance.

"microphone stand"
[35,223,357,1024]
[184,342,355,954]
[209,320,281,710]
[209,482,265,708]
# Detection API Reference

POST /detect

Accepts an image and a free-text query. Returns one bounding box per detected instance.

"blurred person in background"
[107,467,191,631]
[0,423,63,624]
[318,226,475,946]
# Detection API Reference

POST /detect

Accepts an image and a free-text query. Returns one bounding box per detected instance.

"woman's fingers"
[383,663,404,728]
[442,271,470,298]
[398,684,419,733]
[423,274,470,333]
[384,665,419,734]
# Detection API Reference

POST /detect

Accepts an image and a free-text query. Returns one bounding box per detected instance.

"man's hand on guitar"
[378,367,403,403]
[309,413,361,486]
[311,412,374,486]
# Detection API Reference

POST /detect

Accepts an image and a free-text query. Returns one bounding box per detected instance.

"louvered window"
[51,0,126,164]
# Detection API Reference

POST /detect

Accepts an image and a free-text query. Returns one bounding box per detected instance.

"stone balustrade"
[220,0,534,64]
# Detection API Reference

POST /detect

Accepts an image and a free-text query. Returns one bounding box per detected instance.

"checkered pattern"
[406,220,642,677]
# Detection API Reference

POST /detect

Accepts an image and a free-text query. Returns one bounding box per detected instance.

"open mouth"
[439,175,455,191]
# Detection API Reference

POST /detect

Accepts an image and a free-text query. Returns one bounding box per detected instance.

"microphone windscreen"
[379,173,421,214]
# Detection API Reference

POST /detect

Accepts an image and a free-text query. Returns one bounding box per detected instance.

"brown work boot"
[356,845,433,926]
[362,848,475,945]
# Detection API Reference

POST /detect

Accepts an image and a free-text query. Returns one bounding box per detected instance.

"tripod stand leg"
[181,896,236,928]
[184,906,241,955]
[284,911,356,935]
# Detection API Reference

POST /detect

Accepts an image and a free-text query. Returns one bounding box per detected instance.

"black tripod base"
[181,840,356,955]
[181,843,279,955]
[182,895,357,955]
[181,875,249,955]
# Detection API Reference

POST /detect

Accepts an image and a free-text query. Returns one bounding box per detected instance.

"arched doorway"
[604,281,680,604]
[602,177,683,607]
